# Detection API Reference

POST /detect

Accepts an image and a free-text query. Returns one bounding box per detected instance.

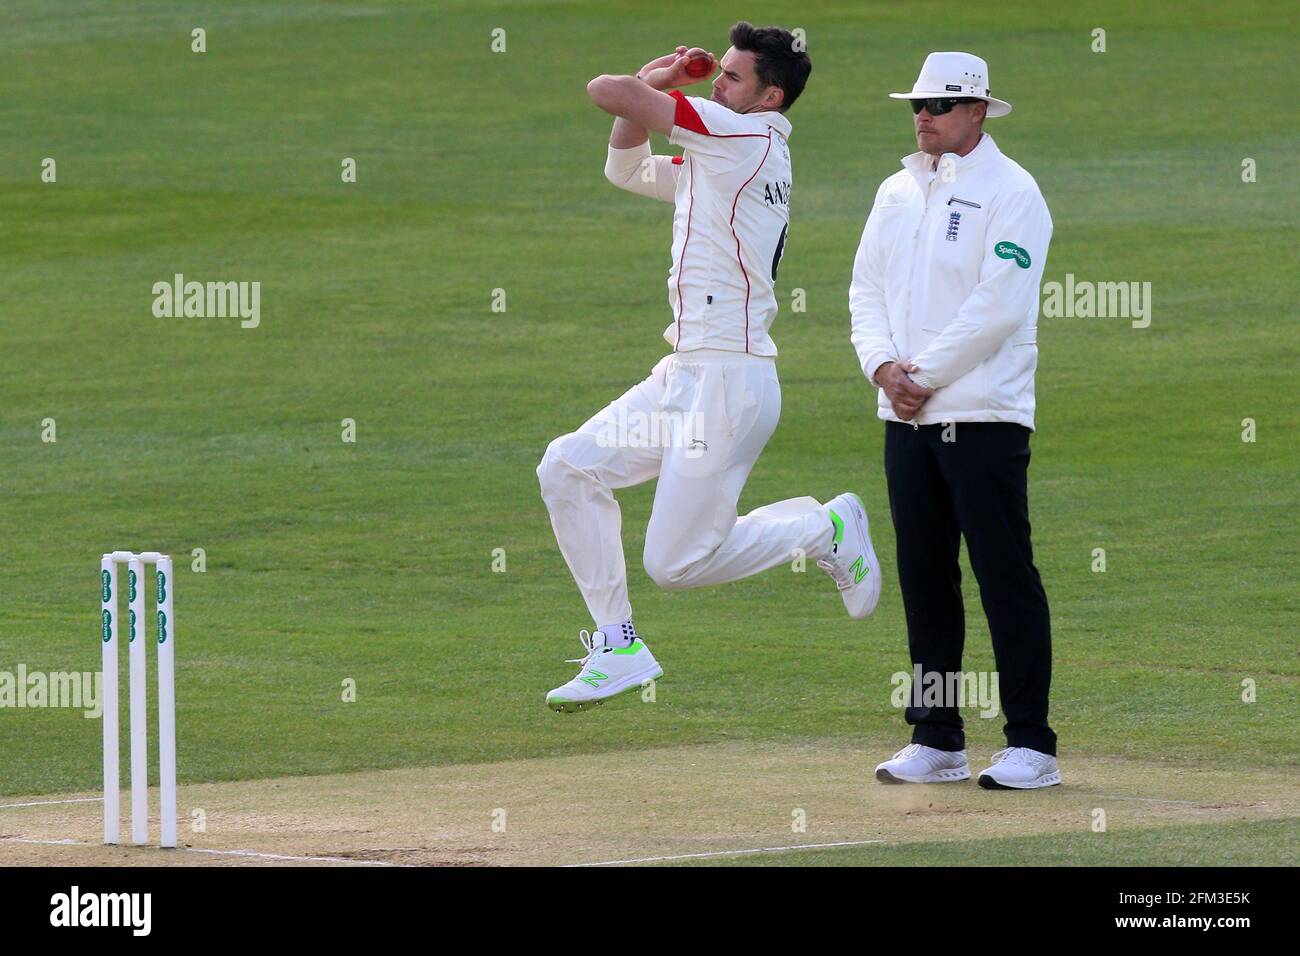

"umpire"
[850,52,1059,789]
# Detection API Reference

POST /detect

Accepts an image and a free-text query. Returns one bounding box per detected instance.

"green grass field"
[0,0,1296,865]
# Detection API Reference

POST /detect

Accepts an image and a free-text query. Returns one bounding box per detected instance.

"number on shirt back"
[771,223,788,281]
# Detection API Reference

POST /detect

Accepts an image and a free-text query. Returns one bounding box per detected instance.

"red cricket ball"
[685,57,712,78]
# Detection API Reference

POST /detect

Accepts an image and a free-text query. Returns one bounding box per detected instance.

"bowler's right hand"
[638,47,715,90]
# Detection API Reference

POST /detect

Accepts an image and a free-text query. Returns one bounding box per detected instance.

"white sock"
[597,620,638,649]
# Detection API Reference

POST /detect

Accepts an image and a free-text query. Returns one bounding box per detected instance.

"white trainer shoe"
[818,492,882,619]
[977,747,1061,789]
[875,743,971,784]
[546,629,663,713]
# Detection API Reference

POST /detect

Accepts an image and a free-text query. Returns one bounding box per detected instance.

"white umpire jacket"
[849,133,1052,429]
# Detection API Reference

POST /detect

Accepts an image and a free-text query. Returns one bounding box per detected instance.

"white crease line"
[0,798,103,810]
[566,839,888,867]
[0,836,409,867]
[185,847,409,867]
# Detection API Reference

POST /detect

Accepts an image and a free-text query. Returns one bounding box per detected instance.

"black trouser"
[884,421,1056,756]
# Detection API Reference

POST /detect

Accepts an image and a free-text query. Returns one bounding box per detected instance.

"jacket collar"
[900,132,999,185]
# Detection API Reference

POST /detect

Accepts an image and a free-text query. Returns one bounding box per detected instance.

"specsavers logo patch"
[995,240,1031,269]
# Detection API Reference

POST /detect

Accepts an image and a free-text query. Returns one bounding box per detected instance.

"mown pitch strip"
[1,741,1295,866]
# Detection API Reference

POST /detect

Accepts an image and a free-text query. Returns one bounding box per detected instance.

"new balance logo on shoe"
[818,493,882,619]
[547,629,665,713]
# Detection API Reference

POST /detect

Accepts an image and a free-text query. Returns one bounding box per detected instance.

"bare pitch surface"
[2,741,1295,866]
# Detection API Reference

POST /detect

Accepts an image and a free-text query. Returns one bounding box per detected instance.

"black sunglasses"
[910,97,980,116]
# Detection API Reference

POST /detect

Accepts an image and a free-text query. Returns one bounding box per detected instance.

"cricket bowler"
[537,22,880,711]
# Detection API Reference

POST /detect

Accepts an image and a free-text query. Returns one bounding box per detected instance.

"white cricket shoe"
[818,492,882,619]
[546,629,663,713]
[875,744,971,784]
[977,747,1061,790]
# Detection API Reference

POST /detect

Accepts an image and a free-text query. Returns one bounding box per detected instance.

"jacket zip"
[905,170,940,430]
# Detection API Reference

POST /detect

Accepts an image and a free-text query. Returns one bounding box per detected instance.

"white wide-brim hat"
[889,51,1012,118]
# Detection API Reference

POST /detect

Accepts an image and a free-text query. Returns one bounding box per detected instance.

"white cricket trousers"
[537,348,831,627]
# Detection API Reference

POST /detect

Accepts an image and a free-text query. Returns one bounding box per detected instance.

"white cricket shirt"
[663,92,793,357]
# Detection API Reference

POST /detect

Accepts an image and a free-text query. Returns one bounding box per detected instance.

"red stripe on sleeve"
[668,90,710,135]
[671,155,684,165]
